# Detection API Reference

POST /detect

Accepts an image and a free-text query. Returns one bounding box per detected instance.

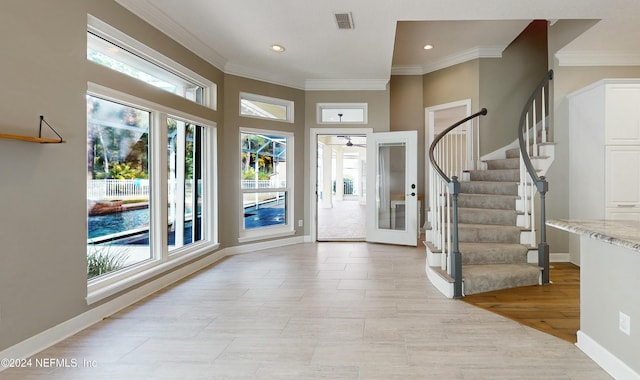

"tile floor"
[317,199,366,241]
[0,243,610,379]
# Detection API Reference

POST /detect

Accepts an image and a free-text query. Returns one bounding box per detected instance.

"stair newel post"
[449,176,463,298]
[537,176,550,285]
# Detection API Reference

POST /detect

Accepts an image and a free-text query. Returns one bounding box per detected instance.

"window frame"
[239,92,294,123]
[88,14,217,110]
[238,128,295,242]
[86,83,218,304]
[317,103,368,124]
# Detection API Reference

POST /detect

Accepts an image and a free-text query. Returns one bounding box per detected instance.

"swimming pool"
[88,203,284,244]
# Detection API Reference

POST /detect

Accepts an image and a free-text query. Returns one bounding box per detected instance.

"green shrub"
[87,245,130,279]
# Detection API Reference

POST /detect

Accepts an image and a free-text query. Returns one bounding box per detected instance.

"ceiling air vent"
[334,12,354,30]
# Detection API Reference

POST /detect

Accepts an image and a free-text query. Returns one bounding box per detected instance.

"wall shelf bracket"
[38,115,65,143]
[0,115,66,143]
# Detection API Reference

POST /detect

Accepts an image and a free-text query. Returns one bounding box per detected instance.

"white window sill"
[86,242,220,305]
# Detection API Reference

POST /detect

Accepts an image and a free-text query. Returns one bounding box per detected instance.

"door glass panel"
[377,142,406,231]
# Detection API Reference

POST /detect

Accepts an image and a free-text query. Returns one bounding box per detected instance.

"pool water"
[88,204,284,244]
[88,208,149,239]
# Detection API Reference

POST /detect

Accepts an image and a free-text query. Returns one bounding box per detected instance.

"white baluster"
[541,87,547,143]
[530,179,536,246]
[533,100,538,158]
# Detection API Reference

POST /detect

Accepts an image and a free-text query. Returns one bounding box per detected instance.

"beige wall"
[479,20,548,155]
[390,76,425,219]
[423,60,480,112]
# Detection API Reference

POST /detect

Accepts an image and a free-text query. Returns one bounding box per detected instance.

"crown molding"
[304,79,389,91]
[390,66,425,76]
[115,0,227,70]
[224,62,306,90]
[116,0,388,91]
[556,50,640,66]
[392,45,504,76]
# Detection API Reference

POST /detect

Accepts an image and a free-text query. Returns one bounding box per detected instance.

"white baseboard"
[425,264,453,298]
[0,236,307,371]
[225,235,307,255]
[527,251,570,263]
[576,330,640,380]
[551,252,570,262]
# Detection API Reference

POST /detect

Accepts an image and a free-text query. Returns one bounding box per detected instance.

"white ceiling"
[116,0,640,90]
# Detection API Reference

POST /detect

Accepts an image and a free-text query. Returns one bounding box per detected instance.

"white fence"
[241,179,286,189]
[89,179,284,200]
[88,179,150,200]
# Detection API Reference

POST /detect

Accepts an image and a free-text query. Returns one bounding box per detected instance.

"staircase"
[426,70,554,298]
[457,147,540,295]
[426,143,554,296]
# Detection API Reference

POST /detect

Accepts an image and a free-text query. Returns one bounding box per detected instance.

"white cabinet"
[605,146,640,219]
[568,79,640,222]
[605,84,640,145]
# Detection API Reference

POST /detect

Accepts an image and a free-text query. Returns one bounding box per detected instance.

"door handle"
[406,192,416,197]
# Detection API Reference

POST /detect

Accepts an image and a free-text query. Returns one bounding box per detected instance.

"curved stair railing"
[428,108,488,298]
[518,69,554,285]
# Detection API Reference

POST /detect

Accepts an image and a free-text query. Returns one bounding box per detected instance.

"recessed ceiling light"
[271,44,285,53]
[423,44,434,50]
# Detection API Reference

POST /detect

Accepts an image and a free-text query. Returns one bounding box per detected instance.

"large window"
[86,19,218,304]
[240,130,294,241]
[87,95,214,288]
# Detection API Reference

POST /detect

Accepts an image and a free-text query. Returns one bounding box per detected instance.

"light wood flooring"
[463,263,580,343]
[0,243,609,379]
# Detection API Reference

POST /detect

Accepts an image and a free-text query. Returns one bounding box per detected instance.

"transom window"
[87,15,216,109]
[317,103,368,124]
[240,92,294,123]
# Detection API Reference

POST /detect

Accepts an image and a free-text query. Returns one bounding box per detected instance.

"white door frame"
[309,127,372,242]
[424,99,471,227]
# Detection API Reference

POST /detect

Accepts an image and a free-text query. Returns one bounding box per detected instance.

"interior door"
[366,131,418,246]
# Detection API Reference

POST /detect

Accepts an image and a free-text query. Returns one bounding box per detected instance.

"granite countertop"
[547,219,640,252]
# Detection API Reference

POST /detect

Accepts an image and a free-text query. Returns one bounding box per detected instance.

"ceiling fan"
[337,135,366,147]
